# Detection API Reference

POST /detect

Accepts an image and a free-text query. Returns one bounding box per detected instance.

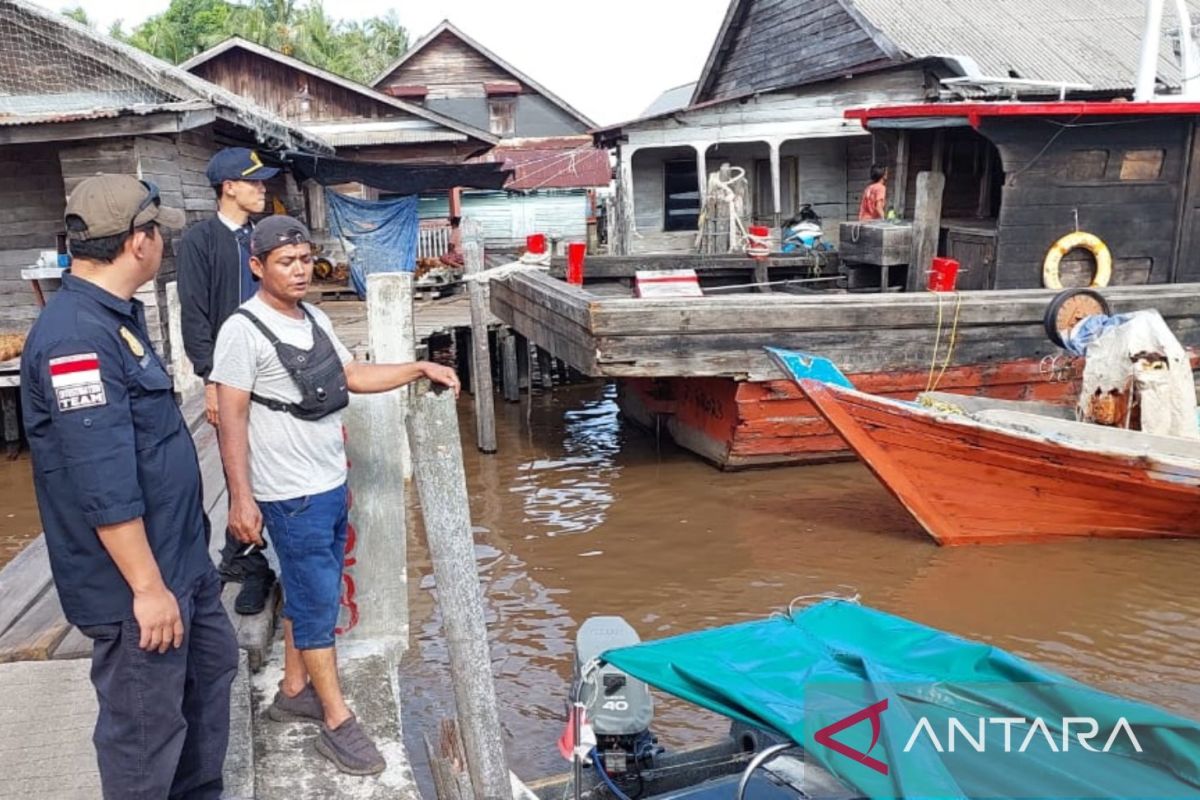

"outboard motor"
[564,617,658,778]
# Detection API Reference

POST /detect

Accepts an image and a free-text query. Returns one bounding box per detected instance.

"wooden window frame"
[663,159,700,232]
[488,98,516,137]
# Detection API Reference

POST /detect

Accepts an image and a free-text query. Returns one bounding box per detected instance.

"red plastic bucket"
[567,242,586,286]
[748,225,770,238]
[526,233,547,255]
[928,257,960,292]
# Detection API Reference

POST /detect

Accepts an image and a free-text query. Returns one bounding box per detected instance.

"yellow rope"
[931,292,963,391]
[925,292,945,392]
[918,394,967,416]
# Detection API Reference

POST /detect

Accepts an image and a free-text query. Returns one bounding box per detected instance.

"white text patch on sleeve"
[50,353,107,412]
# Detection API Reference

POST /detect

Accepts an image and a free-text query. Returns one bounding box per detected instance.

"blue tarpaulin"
[325,190,419,297]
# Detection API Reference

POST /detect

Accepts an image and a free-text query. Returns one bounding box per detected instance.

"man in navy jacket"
[178,147,278,613]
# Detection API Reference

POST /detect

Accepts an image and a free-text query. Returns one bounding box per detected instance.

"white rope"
[702,167,770,256]
[461,250,552,283]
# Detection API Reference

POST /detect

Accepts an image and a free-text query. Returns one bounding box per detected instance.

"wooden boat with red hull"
[786,369,1200,545]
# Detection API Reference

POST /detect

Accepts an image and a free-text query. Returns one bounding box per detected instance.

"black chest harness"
[235,304,349,421]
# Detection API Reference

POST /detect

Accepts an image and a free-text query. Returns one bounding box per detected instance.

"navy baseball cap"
[206,147,280,185]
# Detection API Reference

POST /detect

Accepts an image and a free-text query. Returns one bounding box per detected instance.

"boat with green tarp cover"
[600,600,1200,799]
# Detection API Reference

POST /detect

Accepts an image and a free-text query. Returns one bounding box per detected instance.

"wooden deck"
[490,270,1200,381]
[316,293,495,359]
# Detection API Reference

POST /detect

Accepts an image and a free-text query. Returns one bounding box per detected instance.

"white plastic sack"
[1078,310,1198,439]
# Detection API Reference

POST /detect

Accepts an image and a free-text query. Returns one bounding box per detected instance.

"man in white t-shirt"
[210,216,459,775]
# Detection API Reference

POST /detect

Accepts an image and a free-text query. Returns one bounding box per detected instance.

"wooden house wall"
[983,117,1191,289]
[631,146,700,233]
[377,31,588,137]
[378,31,517,99]
[0,144,66,332]
[191,50,397,121]
[702,0,893,103]
[782,137,848,230]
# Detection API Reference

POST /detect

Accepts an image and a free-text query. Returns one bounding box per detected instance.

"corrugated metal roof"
[2,0,330,152]
[641,83,697,117]
[472,139,611,190]
[0,99,213,126]
[850,0,1200,92]
[301,118,469,147]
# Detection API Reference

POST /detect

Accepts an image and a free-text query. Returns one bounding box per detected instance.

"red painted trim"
[845,101,1200,125]
[50,358,99,376]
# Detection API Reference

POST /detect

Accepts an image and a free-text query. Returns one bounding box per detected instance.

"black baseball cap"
[206,147,280,185]
[250,215,311,258]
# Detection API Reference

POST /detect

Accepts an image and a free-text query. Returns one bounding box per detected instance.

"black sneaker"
[234,570,276,615]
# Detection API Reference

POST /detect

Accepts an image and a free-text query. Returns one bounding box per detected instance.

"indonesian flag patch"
[50,353,107,412]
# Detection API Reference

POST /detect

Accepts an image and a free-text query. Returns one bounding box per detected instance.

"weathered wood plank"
[908,172,946,292]
[0,586,70,663]
[0,536,52,639]
[582,284,1200,336]
[51,626,93,660]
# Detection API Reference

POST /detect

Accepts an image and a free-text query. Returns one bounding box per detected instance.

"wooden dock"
[488,260,1200,468]
[317,293,495,359]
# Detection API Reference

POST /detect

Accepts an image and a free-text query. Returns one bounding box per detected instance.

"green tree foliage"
[60,6,92,26]
[116,0,408,84]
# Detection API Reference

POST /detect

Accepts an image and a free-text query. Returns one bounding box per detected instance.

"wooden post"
[754,259,772,294]
[462,221,497,453]
[1,388,17,458]
[366,273,415,481]
[455,327,473,396]
[408,384,510,800]
[537,348,554,391]
[500,328,520,403]
[515,333,530,392]
[907,171,947,293]
[893,131,911,218]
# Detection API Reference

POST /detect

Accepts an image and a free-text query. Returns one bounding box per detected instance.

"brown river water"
[401,382,1200,789]
[3,381,1199,792]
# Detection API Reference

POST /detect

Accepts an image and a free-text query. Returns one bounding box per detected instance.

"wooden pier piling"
[500,328,520,403]
[407,383,510,800]
[462,221,497,453]
[537,347,554,391]
[516,332,530,392]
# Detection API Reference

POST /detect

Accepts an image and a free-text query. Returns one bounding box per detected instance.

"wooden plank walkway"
[0,386,276,666]
[317,293,496,360]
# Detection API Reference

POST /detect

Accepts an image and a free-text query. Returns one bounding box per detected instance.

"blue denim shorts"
[259,483,348,650]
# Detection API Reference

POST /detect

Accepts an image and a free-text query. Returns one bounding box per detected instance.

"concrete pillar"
[769,140,783,229]
[342,392,408,648]
[366,273,416,480]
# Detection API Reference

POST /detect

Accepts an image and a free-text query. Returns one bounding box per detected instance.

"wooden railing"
[418,225,451,260]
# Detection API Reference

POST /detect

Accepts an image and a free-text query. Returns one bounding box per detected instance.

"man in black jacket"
[178,148,278,614]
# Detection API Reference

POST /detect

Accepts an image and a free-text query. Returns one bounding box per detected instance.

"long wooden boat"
[771,350,1200,545]
[489,99,1200,470]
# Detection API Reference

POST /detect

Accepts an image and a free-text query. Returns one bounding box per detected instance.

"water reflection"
[401,381,1200,791]
[508,385,622,537]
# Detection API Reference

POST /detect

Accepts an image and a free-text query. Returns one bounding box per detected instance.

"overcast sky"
[32,0,730,125]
